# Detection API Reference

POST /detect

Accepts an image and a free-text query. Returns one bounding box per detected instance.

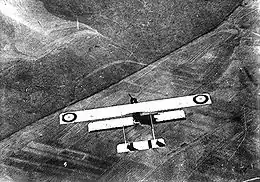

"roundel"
[193,94,209,104]
[62,113,77,122]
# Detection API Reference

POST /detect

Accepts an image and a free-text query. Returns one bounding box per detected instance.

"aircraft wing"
[59,93,211,124]
[88,117,134,132]
[87,110,186,132]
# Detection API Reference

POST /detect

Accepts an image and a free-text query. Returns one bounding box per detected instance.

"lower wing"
[88,110,186,132]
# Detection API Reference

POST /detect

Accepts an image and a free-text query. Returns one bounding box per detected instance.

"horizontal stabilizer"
[117,138,166,153]
[88,117,134,132]
[60,93,211,124]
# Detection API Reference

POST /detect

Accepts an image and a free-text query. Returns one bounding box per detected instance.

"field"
[0,0,259,181]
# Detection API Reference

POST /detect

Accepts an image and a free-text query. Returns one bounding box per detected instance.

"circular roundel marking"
[62,113,77,122]
[193,94,209,104]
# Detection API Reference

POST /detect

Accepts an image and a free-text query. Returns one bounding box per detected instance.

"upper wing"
[59,93,211,124]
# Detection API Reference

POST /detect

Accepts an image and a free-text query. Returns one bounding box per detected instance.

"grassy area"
[0,0,243,140]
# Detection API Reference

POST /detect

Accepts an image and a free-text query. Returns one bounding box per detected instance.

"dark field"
[0,0,259,181]
[0,0,242,139]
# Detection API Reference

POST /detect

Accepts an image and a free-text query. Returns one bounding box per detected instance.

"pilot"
[129,94,138,104]
[129,94,141,123]
[128,94,154,125]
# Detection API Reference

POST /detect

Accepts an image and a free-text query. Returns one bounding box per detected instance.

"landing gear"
[122,125,137,151]
[120,105,165,152]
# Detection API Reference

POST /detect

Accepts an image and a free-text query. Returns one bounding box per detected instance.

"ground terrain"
[0,0,259,181]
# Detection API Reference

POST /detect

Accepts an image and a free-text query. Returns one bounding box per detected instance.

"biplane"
[59,93,212,153]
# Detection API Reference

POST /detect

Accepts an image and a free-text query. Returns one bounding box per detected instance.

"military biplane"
[59,93,212,153]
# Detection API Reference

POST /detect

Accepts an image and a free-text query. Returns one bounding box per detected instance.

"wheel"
[193,94,209,104]
[62,113,77,122]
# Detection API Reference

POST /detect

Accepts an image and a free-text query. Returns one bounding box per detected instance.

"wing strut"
[76,17,79,30]
[149,113,156,140]
[117,110,166,153]
[122,126,127,144]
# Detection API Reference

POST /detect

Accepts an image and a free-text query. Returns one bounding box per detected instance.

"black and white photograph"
[0,0,259,181]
